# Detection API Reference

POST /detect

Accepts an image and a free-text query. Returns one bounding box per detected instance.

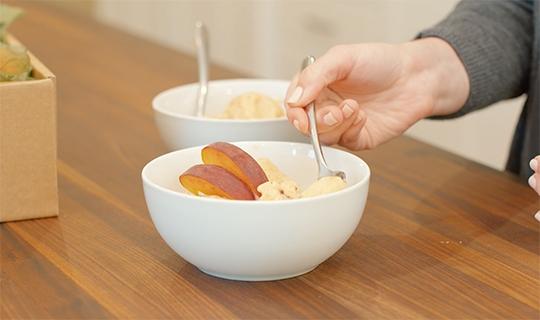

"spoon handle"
[195,21,209,117]
[302,56,329,177]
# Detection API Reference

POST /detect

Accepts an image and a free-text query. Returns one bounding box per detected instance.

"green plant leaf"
[0,4,23,42]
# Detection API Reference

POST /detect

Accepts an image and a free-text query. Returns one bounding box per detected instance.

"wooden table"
[2,2,539,319]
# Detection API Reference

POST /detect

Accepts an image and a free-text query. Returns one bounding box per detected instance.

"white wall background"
[94,0,523,170]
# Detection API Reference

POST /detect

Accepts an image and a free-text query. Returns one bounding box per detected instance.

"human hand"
[285,38,469,150]
[529,156,540,196]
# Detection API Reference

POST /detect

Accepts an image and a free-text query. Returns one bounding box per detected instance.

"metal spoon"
[301,56,346,181]
[194,21,209,117]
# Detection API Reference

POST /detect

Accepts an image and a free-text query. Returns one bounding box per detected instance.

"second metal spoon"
[194,21,209,117]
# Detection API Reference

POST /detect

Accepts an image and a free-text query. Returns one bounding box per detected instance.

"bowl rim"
[141,141,371,205]
[152,78,292,124]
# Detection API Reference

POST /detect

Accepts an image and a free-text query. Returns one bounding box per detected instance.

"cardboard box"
[0,36,58,222]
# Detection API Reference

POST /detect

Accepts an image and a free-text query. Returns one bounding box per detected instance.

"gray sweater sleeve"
[418,0,534,118]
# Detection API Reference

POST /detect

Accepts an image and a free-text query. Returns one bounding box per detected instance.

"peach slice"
[179,164,254,200]
[201,142,268,196]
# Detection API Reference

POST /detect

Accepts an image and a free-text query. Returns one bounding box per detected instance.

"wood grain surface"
[1,2,539,319]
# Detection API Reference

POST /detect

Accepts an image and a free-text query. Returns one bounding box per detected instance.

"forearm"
[399,38,470,117]
[418,0,533,117]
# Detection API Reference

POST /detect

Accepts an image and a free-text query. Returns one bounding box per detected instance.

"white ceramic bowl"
[152,79,307,150]
[142,141,370,281]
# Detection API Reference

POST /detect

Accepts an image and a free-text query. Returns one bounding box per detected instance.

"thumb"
[286,45,354,108]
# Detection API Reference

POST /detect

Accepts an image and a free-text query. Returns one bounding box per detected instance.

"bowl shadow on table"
[167,195,456,314]
[171,232,456,317]
[173,247,389,314]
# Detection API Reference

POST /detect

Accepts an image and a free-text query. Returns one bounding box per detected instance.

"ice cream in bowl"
[141,141,370,281]
[152,79,307,150]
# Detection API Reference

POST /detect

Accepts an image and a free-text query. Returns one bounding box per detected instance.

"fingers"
[285,45,354,133]
[530,156,539,173]
[315,105,345,133]
[286,45,353,108]
[288,93,359,136]
[288,99,347,136]
[529,173,540,196]
[527,156,539,220]
[288,97,368,150]
[286,106,308,133]
[339,109,370,150]
[317,100,361,145]
[286,73,308,132]
[285,73,300,99]
[529,156,540,196]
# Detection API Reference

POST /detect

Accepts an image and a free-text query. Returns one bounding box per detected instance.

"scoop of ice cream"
[257,158,301,200]
[257,158,300,200]
[302,176,347,198]
[257,158,288,182]
[217,92,284,119]
[257,158,347,200]
[257,180,301,201]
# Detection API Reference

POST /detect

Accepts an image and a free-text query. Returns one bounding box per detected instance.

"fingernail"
[535,211,540,222]
[353,112,363,125]
[528,175,537,190]
[342,103,354,118]
[323,112,338,126]
[287,87,303,104]
[293,119,301,131]
[530,159,538,171]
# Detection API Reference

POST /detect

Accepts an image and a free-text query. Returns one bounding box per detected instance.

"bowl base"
[198,265,318,281]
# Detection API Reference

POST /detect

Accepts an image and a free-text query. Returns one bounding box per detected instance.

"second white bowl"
[152,79,307,150]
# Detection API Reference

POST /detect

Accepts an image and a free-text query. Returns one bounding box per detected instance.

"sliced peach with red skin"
[179,164,254,200]
[201,142,268,196]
